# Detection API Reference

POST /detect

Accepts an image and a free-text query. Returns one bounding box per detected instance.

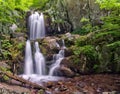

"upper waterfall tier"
[29,12,45,40]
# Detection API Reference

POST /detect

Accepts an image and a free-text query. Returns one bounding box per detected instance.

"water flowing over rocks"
[0,0,120,93]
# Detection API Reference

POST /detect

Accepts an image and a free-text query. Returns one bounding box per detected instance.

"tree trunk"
[0,71,45,90]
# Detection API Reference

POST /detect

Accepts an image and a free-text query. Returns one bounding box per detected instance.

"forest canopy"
[0,0,49,23]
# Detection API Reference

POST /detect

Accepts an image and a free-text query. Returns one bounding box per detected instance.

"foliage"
[73,45,98,60]
[72,17,99,35]
[72,28,91,35]
[0,66,11,81]
[95,31,120,39]
[31,0,49,10]
[0,0,49,34]
[75,36,88,46]
[0,0,49,61]
[0,38,12,60]
[96,0,120,9]
[9,41,25,60]
[96,0,120,30]
[107,41,120,50]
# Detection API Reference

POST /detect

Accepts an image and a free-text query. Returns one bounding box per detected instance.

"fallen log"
[0,71,45,90]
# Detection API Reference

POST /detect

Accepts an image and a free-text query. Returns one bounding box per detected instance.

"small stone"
[38,89,45,94]
[96,87,102,93]
[55,88,59,91]
[77,82,85,88]
[59,85,68,91]
[57,81,63,85]
[46,81,53,88]
[73,91,84,94]
[102,92,110,94]
[111,91,117,94]
[45,90,52,94]
[91,83,94,86]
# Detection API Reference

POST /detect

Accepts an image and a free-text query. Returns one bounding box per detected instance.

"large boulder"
[59,66,75,77]
[61,55,96,74]
[52,66,75,77]
[43,37,60,49]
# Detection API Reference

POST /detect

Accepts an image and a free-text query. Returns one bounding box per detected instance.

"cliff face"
[64,0,100,29]
[46,0,105,30]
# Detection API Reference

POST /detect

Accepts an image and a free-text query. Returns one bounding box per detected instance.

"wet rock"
[10,32,25,39]
[102,92,118,94]
[43,37,60,49]
[73,91,84,94]
[77,82,86,88]
[64,49,74,57]
[59,66,75,77]
[46,81,54,88]
[58,85,68,91]
[60,57,72,67]
[47,0,106,30]
[96,87,102,93]
[57,81,63,85]
[65,32,73,40]
[45,90,52,94]
[83,86,95,94]
[38,89,45,94]
[0,88,22,94]
[46,54,54,61]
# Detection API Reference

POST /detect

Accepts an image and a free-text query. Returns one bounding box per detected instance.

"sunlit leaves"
[96,0,120,9]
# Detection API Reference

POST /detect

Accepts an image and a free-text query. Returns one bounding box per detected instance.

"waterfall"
[62,39,66,49]
[49,40,65,76]
[24,40,33,75]
[49,50,64,76]
[21,39,66,85]
[34,42,46,75]
[21,13,66,83]
[49,58,63,76]
[29,12,45,40]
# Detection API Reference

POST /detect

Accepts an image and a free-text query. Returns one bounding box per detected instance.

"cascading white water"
[62,39,66,49]
[49,58,63,76]
[24,40,33,75]
[39,13,45,38]
[34,42,46,75]
[21,40,65,85]
[29,12,45,40]
[22,15,66,83]
[49,49,65,76]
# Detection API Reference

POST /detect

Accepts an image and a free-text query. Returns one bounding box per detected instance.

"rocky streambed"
[44,74,120,94]
[0,74,120,94]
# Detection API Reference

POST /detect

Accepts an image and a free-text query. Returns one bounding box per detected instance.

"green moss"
[107,41,120,49]
[70,55,80,64]
[91,30,120,45]
[94,31,120,40]
[0,67,11,81]
[75,36,88,46]
[73,45,98,60]
[17,42,25,50]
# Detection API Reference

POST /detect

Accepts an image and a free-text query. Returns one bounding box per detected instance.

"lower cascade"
[24,40,33,75]
[49,49,64,76]
[21,40,65,84]
[34,41,46,75]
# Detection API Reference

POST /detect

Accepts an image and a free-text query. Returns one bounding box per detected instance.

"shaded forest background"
[0,0,120,76]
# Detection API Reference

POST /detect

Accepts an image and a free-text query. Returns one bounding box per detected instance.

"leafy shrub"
[96,0,120,30]
[73,45,98,60]
[107,41,120,50]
